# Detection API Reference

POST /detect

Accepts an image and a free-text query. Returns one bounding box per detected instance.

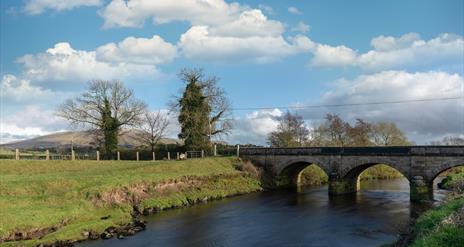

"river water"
[80,178,447,247]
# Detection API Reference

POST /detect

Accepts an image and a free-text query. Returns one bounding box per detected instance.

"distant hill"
[0,130,182,150]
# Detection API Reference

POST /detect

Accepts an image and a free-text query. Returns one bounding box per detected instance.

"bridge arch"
[275,159,331,189]
[341,162,410,182]
[429,159,464,186]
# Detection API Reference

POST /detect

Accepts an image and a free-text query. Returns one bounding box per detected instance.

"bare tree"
[311,114,351,147]
[267,111,309,147]
[430,136,464,145]
[136,110,170,152]
[57,80,147,159]
[371,122,410,146]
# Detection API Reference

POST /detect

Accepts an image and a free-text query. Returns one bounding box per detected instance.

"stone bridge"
[239,146,464,201]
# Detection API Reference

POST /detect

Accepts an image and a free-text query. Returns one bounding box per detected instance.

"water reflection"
[80,178,447,247]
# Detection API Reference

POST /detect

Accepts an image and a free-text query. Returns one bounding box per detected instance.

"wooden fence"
[2,145,241,161]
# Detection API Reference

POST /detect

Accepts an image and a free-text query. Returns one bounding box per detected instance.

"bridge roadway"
[239,146,464,201]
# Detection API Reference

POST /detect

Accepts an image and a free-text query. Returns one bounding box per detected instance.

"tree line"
[267,111,411,147]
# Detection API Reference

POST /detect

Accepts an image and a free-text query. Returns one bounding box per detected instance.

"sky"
[0,0,463,145]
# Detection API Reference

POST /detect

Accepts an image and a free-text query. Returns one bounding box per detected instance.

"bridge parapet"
[241,146,464,157]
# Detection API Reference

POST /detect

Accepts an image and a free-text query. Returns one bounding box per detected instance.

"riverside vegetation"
[0,157,261,247]
[386,167,464,247]
[407,167,464,246]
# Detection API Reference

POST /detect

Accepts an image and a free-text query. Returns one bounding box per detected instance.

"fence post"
[136,152,139,161]
[236,145,240,157]
[201,150,204,158]
[167,152,170,160]
[213,144,217,156]
[71,150,75,161]
[117,151,120,161]
[45,150,50,160]
[152,152,155,161]
[15,149,19,160]
[177,152,179,160]
[96,151,100,161]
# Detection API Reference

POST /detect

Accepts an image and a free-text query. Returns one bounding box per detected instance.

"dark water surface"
[80,178,447,247]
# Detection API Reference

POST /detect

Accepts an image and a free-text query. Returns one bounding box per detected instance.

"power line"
[230,96,461,111]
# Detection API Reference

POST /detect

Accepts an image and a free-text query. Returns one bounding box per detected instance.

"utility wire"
[230,96,461,111]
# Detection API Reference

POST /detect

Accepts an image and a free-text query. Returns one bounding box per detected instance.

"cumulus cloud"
[1,74,54,103]
[310,33,464,71]
[208,9,284,38]
[24,0,102,15]
[288,6,302,15]
[311,44,357,67]
[0,105,68,143]
[99,0,243,28]
[96,35,177,64]
[299,71,464,143]
[179,26,315,63]
[99,0,314,63]
[16,41,171,82]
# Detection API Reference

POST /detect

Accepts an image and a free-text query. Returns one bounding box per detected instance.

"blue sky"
[0,0,463,145]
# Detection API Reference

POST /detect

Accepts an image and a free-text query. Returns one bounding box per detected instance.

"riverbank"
[407,194,464,246]
[387,170,464,247]
[0,157,262,247]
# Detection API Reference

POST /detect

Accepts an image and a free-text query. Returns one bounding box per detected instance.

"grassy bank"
[408,195,464,247]
[439,171,464,193]
[408,168,464,246]
[0,157,261,247]
[385,169,464,247]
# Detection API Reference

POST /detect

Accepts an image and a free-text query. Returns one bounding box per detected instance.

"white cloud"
[308,71,464,143]
[0,105,68,144]
[1,74,54,103]
[225,109,282,145]
[209,9,284,38]
[16,41,165,82]
[311,44,357,67]
[96,35,177,64]
[288,6,302,15]
[310,33,464,71]
[99,0,243,28]
[291,21,310,33]
[99,0,314,63]
[179,26,314,63]
[24,0,102,15]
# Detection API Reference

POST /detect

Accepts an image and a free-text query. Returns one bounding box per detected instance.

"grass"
[0,157,261,247]
[299,165,328,186]
[409,196,464,247]
[359,164,404,180]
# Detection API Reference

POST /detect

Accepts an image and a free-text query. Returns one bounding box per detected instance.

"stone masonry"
[239,146,464,202]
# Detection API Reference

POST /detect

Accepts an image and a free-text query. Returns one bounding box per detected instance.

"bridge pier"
[410,176,433,202]
[328,173,359,195]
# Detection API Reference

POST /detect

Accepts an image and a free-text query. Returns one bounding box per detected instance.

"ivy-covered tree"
[177,70,212,152]
[57,80,146,159]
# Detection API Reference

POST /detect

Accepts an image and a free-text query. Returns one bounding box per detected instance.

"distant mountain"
[0,130,181,150]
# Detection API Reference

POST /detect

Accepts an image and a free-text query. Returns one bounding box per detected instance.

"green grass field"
[0,157,261,246]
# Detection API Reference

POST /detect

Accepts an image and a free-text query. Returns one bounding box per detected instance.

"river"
[80,178,448,247]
